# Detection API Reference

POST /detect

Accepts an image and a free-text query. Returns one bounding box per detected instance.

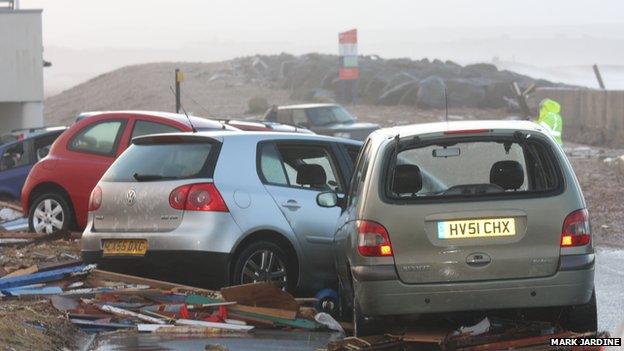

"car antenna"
[169,85,197,133]
[444,85,449,124]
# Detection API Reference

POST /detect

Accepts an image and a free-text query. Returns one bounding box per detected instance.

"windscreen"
[102,142,215,182]
[307,106,355,126]
[388,138,560,199]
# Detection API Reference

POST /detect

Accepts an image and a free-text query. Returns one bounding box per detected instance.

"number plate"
[102,239,148,256]
[437,218,516,239]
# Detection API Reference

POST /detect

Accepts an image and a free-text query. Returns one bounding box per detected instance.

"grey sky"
[21,0,624,49]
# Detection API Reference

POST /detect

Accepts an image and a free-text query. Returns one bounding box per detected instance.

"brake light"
[89,186,102,211]
[561,209,591,247]
[169,185,190,210]
[357,220,393,257]
[169,183,228,212]
[444,129,491,135]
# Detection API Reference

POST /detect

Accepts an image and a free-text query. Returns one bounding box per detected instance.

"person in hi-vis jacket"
[536,98,563,145]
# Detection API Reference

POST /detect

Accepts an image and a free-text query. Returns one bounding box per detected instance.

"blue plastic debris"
[0,264,93,290]
[2,286,63,296]
[314,288,339,315]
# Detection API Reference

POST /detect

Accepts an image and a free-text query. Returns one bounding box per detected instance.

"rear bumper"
[352,255,595,316]
[82,250,230,290]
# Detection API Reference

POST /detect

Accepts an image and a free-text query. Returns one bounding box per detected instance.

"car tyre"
[232,241,296,292]
[28,192,73,234]
[561,290,598,333]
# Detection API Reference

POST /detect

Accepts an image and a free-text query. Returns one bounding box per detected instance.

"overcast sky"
[21,0,624,49]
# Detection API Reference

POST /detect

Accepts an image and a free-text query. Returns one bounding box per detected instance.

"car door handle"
[281,200,301,210]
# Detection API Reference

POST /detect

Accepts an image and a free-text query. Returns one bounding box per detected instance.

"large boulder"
[445,79,486,108]
[416,76,447,109]
[247,97,269,113]
[378,80,419,106]
[461,63,499,78]
[482,81,513,108]
[363,76,389,103]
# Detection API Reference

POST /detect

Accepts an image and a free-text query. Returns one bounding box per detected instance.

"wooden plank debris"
[176,318,254,332]
[229,304,297,320]
[221,282,298,311]
[3,265,38,278]
[228,310,321,330]
[90,269,219,296]
[0,201,23,212]
[457,331,589,351]
[98,304,166,324]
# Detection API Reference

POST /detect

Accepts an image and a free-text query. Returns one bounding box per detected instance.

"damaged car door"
[258,141,348,282]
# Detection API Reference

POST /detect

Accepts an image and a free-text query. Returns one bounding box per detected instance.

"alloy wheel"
[32,198,64,234]
[240,249,287,288]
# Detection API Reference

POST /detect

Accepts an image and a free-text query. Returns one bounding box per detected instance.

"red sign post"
[338,29,359,102]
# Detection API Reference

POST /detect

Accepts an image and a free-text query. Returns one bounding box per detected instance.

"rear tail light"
[561,209,591,247]
[357,220,393,257]
[169,183,228,212]
[89,186,102,211]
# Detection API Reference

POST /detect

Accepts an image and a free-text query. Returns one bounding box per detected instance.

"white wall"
[0,102,43,132]
[0,9,43,102]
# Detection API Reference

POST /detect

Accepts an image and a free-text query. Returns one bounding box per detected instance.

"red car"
[21,111,234,234]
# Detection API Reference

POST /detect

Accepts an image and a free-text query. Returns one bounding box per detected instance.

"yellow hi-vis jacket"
[537,99,563,145]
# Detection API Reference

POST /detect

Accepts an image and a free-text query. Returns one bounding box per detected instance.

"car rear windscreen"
[102,142,215,182]
[387,137,561,200]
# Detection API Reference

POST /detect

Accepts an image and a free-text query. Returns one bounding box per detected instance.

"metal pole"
[175,68,181,113]
[592,64,606,90]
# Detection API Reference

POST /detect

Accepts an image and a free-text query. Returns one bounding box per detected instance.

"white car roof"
[371,120,547,139]
[133,130,362,146]
[277,103,338,110]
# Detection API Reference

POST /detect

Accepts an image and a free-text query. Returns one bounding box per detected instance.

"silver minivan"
[320,120,596,335]
[81,131,361,293]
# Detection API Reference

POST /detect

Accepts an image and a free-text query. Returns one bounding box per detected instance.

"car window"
[258,143,288,185]
[69,120,124,156]
[33,132,62,161]
[102,142,215,182]
[292,110,308,126]
[388,138,560,200]
[348,140,371,206]
[346,145,361,165]
[307,106,356,126]
[0,142,30,171]
[131,120,180,140]
[258,143,343,192]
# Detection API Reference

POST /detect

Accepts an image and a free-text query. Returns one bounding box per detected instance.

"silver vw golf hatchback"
[81,131,361,293]
[320,120,596,335]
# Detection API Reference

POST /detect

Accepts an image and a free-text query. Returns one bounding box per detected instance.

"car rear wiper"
[133,173,176,182]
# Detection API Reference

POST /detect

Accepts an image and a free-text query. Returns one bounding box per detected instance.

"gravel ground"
[565,144,624,247]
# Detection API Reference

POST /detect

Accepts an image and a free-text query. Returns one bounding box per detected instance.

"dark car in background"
[0,127,67,201]
[263,103,379,141]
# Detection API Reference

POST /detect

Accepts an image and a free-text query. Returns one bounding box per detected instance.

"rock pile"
[232,53,562,109]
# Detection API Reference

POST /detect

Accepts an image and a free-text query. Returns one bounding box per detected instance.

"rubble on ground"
[0,259,605,351]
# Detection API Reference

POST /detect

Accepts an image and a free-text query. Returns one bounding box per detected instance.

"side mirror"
[316,191,338,208]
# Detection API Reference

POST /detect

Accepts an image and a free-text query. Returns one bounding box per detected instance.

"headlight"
[333,132,351,139]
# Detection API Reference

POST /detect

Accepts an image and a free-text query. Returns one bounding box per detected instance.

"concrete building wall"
[0,9,44,132]
[532,88,624,148]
